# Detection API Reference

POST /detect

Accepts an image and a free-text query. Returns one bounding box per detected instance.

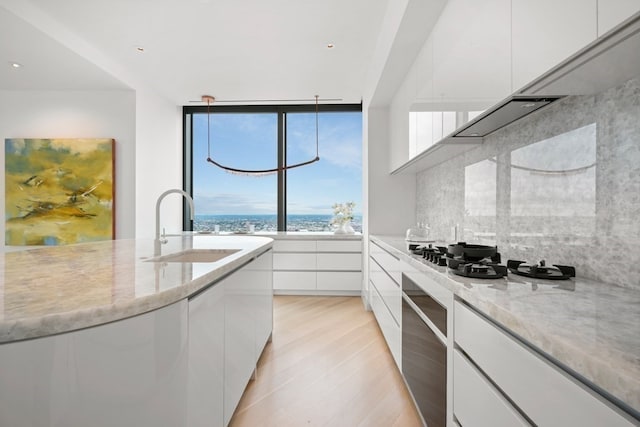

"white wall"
[0,89,136,244]
[367,106,416,235]
[134,89,183,239]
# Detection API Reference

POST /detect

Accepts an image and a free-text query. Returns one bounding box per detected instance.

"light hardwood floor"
[229,295,423,427]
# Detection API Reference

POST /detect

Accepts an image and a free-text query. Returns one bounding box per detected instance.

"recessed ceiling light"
[522,102,536,108]
[327,43,335,49]
[136,46,145,53]
[9,62,22,68]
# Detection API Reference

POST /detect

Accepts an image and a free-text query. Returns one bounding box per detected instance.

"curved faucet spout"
[154,189,195,256]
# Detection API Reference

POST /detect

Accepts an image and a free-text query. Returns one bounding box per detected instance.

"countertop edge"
[0,238,274,344]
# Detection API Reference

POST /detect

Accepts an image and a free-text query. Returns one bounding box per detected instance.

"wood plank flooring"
[229,296,423,427]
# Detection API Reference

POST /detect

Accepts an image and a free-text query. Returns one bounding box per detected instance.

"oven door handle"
[402,292,447,346]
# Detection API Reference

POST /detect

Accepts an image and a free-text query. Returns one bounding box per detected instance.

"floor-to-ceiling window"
[183,104,362,233]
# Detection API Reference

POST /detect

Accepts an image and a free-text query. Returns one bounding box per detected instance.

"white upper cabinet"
[406,0,511,162]
[392,0,639,172]
[432,0,512,103]
[598,0,640,35]
[512,0,598,91]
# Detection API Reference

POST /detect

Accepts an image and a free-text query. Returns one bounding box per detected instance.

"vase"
[334,221,355,234]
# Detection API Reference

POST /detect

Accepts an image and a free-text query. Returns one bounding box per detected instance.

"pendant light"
[203,95,321,176]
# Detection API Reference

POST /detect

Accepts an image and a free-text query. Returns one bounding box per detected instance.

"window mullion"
[277,112,286,231]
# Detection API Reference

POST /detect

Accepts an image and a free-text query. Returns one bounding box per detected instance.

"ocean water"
[194,214,362,233]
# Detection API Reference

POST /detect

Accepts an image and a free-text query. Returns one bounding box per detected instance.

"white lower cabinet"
[251,251,273,357]
[223,250,273,426]
[273,238,362,294]
[188,250,273,427]
[224,268,257,426]
[273,271,316,290]
[273,253,316,270]
[454,301,635,427]
[368,240,409,369]
[370,280,401,366]
[317,271,362,291]
[0,300,189,427]
[188,283,225,427]
[453,350,529,426]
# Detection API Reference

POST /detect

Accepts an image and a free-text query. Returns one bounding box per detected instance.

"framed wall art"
[5,138,115,246]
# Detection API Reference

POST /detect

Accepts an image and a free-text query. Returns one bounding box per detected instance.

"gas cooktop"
[507,260,576,280]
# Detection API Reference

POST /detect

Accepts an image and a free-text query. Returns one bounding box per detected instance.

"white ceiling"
[1,0,389,105]
[0,6,129,91]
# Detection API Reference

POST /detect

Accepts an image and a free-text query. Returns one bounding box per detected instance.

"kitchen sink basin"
[146,249,241,263]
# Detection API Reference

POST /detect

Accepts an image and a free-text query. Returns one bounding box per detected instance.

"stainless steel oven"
[402,273,447,427]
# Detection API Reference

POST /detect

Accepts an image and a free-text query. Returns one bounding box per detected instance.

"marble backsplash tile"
[416,77,640,290]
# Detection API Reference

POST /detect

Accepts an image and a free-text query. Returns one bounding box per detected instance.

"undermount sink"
[146,249,241,263]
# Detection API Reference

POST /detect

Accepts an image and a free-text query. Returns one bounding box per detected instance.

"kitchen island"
[0,235,273,427]
[371,235,640,425]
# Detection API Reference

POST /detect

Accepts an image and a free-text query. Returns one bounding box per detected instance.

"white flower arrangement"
[330,202,355,227]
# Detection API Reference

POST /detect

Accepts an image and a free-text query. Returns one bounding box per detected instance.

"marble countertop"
[370,235,640,414]
[0,235,273,344]
[178,231,362,240]
[253,231,362,240]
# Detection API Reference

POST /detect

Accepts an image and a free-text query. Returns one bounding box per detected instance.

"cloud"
[288,115,362,171]
[195,192,276,214]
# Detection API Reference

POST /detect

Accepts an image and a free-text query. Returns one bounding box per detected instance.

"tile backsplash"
[416,77,640,290]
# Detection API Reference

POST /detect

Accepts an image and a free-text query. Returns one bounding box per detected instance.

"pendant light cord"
[315,95,319,158]
[207,98,211,160]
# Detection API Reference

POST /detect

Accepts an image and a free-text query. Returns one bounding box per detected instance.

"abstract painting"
[5,138,115,246]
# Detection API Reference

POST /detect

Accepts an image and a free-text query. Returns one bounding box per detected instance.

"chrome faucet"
[154,189,195,256]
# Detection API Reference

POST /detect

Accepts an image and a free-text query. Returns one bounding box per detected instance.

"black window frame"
[182,102,362,231]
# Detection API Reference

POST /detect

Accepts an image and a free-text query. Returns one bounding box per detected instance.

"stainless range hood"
[451,96,564,138]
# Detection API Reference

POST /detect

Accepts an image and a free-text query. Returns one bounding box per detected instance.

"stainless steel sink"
[146,249,241,263]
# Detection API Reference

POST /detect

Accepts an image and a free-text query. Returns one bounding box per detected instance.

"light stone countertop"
[253,231,362,240]
[0,235,273,344]
[177,231,362,240]
[371,235,640,415]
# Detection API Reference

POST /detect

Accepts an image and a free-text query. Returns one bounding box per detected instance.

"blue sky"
[192,111,362,215]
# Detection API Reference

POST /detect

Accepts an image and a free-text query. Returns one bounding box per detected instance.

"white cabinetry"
[512,0,597,90]
[0,300,189,427]
[453,350,529,426]
[188,249,273,427]
[454,301,635,426]
[272,238,362,294]
[224,250,273,426]
[369,242,402,367]
[432,0,511,103]
[368,240,419,369]
[188,282,225,427]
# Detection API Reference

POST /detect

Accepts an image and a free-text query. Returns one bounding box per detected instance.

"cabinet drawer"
[453,350,529,427]
[404,270,452,310]
[273,253,316,270]
[273,271,316,290]
[369,260,401,325]
[369,242,401,283]
[317,272,361,291]
[317,253,361,271]
[370,281,401,368]
[454,301,634,427]
[316,240,361,253]
[273,240,316,252]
